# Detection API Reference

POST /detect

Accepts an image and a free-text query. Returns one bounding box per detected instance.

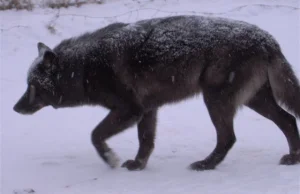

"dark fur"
[14,15,300,171]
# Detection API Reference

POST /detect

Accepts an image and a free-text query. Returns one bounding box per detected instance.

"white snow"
[1,0,300,194]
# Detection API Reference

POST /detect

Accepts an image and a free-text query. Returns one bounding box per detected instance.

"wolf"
[13,15,300,171]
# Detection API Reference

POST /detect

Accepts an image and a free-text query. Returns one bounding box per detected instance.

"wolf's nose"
[13,104,19,112]
[13,103,21,113]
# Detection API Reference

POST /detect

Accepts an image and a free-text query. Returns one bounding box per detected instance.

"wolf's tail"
[268,51,300,118]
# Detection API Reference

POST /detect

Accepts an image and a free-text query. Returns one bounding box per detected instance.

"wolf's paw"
[121,159,145,171]
[189,160,216,171]
[280,151,300,165]
[103,150,120,168]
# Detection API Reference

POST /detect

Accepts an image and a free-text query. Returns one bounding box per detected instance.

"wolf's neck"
[55,39,113,69]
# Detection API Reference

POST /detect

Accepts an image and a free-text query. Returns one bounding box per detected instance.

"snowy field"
[1,0,300,193]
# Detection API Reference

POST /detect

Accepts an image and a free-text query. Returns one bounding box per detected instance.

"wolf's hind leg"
[190,92,236,170]
[122,109,157,170]
[246,84,300,165]
[91,109,142,168]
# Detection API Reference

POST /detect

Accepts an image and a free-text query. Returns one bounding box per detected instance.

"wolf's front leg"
[91,109,142,168]
[122,109,157,170]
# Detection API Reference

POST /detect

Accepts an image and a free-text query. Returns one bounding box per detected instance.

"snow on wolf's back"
[132,15,278,57]
[55,15,279,65]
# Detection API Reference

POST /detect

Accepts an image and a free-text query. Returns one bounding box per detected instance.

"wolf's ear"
[43,50,57,68]
[37,42,57,68]
[37,42,51,56]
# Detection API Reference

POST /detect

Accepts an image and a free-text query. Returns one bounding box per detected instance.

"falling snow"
[58,96,63,104]
[229,72,235,83]
[2,0,300,194]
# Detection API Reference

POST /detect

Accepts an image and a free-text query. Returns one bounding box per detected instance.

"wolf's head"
[13,42,61,115]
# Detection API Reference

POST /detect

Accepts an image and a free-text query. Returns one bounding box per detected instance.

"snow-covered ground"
[1,0,300,193]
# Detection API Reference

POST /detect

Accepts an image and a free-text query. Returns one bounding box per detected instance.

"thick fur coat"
[14,15,300,171]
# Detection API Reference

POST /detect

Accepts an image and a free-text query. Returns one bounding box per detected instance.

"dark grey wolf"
[13,15,300,171]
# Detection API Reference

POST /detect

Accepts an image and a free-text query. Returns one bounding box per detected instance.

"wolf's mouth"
[13,101,46,115]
